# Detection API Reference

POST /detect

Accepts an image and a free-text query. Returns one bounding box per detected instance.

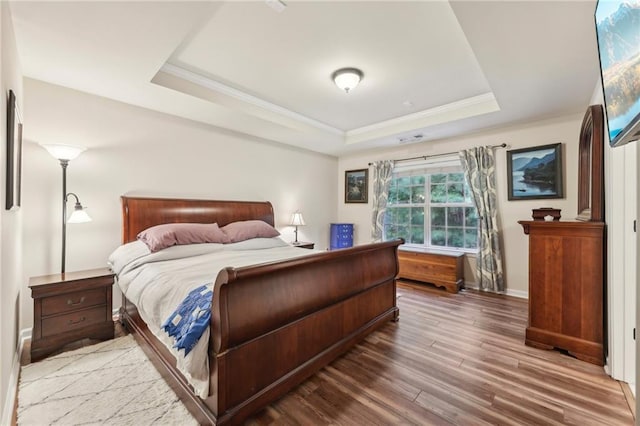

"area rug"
[17,335,197,425]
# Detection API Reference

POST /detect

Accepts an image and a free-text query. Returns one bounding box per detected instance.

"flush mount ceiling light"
[332,68,363,93]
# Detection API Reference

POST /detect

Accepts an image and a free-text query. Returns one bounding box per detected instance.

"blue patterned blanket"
[161,284,213,356]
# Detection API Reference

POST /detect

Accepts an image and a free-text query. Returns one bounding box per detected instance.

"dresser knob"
[67,296,86,306]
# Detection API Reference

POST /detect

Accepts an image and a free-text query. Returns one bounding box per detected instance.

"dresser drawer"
[41,288,106,316]
[41,306,108,337]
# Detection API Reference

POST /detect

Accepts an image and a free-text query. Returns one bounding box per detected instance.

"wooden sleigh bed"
[118,196,402,425]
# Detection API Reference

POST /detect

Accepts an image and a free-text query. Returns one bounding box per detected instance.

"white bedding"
[108,238,317,398]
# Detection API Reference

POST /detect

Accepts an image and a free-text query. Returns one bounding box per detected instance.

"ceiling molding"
[345,93,500,144]
[160,63,343,136]
[159,63,501,147]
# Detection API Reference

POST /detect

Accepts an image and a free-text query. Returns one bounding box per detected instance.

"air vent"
[398,134,424,144]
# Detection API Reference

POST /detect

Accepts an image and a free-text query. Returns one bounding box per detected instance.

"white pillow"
[223,237,289,251]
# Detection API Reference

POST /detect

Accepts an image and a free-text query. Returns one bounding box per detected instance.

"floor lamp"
[41,144,92,274]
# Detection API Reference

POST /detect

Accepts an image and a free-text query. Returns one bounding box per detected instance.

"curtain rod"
[367,143,507,166]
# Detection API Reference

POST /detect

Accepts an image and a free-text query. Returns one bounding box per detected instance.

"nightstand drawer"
[41,306,108,337]
[41,288,106,316]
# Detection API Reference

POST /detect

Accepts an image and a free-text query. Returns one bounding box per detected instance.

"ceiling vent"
[398,134,425,144]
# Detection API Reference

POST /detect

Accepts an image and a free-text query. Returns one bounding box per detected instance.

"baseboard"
[464,281,478,290]
[0,352,20,426]
[621,381,636,419]
[1,328,31,425]
[505,288,528,299]
[464,282,528,299]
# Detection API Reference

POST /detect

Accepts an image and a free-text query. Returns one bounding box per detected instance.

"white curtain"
[459,147,505,292]
[370,160,394,242]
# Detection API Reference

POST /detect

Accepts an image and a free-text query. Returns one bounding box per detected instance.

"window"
[383,162,478,251]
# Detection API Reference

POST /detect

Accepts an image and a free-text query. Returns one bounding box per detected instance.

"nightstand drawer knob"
[68,316,86,325]
[67,297,86,306]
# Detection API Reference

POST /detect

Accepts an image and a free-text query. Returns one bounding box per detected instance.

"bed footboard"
[206,239,402,424]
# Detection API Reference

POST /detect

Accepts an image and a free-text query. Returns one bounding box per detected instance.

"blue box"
[330,223,354,250]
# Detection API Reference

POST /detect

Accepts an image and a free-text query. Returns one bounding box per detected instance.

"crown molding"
[158,64,500,148]
[160,63,343,136]
[345,92,500,144]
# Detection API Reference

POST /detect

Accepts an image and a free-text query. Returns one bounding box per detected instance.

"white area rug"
[18,335,197,425]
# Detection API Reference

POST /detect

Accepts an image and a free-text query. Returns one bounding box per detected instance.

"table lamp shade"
[290,212,305,226]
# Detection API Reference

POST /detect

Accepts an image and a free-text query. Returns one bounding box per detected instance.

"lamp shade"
[290,212,305,226]
[66,194,92,224]
[67,206,92,224]
[41,144,86,161]
[332,68,363,93]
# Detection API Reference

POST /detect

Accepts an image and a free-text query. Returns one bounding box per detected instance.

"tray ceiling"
[9,1,600,156]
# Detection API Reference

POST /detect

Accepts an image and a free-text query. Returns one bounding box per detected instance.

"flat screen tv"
[594,0,640,147]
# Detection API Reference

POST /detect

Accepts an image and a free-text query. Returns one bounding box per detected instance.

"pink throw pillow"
[137,223,230,252]
[221,220,280,243]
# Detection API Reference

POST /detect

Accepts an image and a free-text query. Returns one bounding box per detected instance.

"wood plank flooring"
[247,281,634,425]
[14,282,633,425]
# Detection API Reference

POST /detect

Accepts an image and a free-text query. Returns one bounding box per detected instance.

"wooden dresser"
[519,220,604,365]
[397,248,464,293]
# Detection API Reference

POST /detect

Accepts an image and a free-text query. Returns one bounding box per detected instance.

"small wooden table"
[292,241,315,249]
[30,267,115,361]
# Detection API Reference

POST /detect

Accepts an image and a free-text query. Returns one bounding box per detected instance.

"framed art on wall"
[6,90,23,210]
[507,143,563,201]
[345,169,368,203]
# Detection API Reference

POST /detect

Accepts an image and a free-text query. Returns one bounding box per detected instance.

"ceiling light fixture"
[332,68,363,93]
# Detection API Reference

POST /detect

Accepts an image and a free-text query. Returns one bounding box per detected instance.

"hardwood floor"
[14,282,633,425]
[248,281,634,425]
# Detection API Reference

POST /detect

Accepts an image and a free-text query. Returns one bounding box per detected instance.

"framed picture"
[507,143,563,201]
[6,90,22,210]
[345,169,368,203]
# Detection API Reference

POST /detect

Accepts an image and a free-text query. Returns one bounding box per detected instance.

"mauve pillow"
[221,220,280,243]
[137,223,230,252]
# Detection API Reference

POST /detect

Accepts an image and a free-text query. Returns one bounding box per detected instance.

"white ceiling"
[9,0,600,156]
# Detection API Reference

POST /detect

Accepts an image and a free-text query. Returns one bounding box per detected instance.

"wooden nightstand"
[29,267,115,361]
[292,241,315,249]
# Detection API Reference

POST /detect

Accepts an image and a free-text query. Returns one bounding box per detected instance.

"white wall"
[0,1,23,422]
[594,78,638,385]
[337,113,584,296]
[20,78,338,330]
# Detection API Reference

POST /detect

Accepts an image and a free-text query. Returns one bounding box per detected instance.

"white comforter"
[108,238,317,398]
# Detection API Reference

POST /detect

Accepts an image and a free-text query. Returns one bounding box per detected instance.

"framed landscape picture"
[345,169,368,203]
[507,143,563,201]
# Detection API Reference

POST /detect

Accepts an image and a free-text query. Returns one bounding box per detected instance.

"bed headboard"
[121,196,275,243]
